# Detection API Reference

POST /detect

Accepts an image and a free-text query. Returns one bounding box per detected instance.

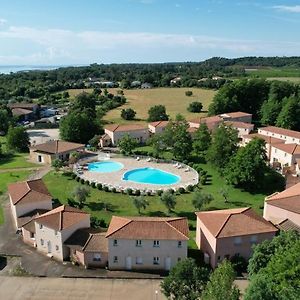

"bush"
[200,175,208,185]
[230,254,248,276]
[80,178,85,184]
[103,186,109,192]
[126,188,133,195]
[76,176,80,182]
[156,190,163,196]
[85,180,90,185]
[71,173,77,179]
[97,183,102,190]
[185,90,193,96]
[178,187,185,194]
[111,187,117,193]
[146,190,152,196]
[168,189,175,194]
[135,190,141,196]
[91,217,107,228]
[91,182,96,188]
[187,101,203,113]
[187,185,194,192]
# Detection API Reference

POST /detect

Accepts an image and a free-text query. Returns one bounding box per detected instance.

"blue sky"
[0,0,300,65]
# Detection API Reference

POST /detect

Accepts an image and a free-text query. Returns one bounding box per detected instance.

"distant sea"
[0,65,87,74]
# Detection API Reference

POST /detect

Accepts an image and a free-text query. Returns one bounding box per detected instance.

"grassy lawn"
[104,87,216,124]
[43,163,270,248]
[0,152,38,170]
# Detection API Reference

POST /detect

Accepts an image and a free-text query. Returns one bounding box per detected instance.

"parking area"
[27,129,60,145]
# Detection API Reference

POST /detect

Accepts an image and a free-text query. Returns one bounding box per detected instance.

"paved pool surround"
[77,157,198,193]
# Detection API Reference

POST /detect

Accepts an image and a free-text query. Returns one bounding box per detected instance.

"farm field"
[245,67,300,79]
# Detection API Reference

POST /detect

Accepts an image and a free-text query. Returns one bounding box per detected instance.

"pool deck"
[78,157,199,193]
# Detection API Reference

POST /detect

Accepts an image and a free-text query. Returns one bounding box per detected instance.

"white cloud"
[0,18,7,25]
[0,25,300,64]
[273,5,300,13]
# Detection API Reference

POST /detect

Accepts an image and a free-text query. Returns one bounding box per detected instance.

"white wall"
[258,129,300,145]
[105,129,149,146]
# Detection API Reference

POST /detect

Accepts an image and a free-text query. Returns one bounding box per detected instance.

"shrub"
[185,90,193,96]
[183,160,188,165]
[168,189,175,194]
[135,190,141,196]
[91,217,107,228]
[200,175,208,185]
[156,190,163,196]
[146,191,152,196]
[126,188,133,195]
[187,185,194,192]
[76,176,80,182]
[230,254,248,276]
[85,180,90,185]
[103,186,109,192]
[187,101,203,113]
[178,187,185,194]
[80,178,85,184]
[91,182,96,188]
[71,173,77,179]
[97,183,102,190]
[111,187,117,193]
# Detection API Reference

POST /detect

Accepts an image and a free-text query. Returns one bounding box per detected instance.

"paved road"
[0,276,164,300]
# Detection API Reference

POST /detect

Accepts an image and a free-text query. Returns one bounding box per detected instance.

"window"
[178,241,182,248]
[113,256,118,263]
[93,253,101,261]
[30,232,34,239]
[177,257,181,262]
[39,224,43,229]
[40,239,44,246]
[136,240,142,247]
[234,237,242,245]
[250,235,257,244]
[153,257,160,265]
[284,153,287,157]
[217,256,221,261]
[56,245,59,251]
[136,257,143,265]
[153,240,160,247]
[113,239,118,246]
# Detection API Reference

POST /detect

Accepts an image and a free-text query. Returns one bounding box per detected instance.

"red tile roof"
[8,179,52,206]
[32,140,85,154]
[265,182,300,214]
[106,216,189,240]
[259,126,300,140]
[196,207,277,238]
[242,133,285,145]
[221,111,252,118]
[35,205,89,231]
[271,143,300,155]
[105,124,147,132]
[149,121,169,128]
[12,108,33,116]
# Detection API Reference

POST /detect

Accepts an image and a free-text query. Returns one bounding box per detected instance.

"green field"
[43,161,269,248]
[246,67,300,79]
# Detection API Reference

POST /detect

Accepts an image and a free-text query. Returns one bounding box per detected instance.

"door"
[38,155,42,163]
[47,241,52,254]
[165,257,171,271]
[125,256,132,270]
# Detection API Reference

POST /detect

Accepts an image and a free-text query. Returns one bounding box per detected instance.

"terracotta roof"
[196,207,277,238]
[224,121,254,129]
[65,228,108,252]
[8,103,37,109]
[32,140,85,154]
[220,111,252,118]
[271,143,300,155]
[8,179,52,206]
[106,216,189,240]
[266,182,300,200]
[242,133,285,145]
[189,115,222,125]
[259,126,300,140]
[149,121,169,128]
[277,219,300,233]
[18,208,50,229]
[35,205,89,231]
[22,218,36,234]
[12,108,33,116]
[105,124,147,132]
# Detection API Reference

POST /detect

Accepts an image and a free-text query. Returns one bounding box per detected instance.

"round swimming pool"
[123,167,180,185]
[88,161,124,173]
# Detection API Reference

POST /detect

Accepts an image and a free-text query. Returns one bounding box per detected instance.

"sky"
[0,0,300,65]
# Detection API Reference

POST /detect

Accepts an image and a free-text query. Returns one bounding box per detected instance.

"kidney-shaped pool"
[123,167,180,185]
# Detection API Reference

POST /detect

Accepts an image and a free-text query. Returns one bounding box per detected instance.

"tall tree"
[0,108,13,134]
[147,105,169,122]
[225,138,267,191]
[117,134,138,155]
[193,123,211,153]
[207,124,239,171]
[161,258,210,300]
[70,92,97,118]
[201,260,240,300]
[276,96,300,131]
[6,126,30,152]
[260,98,283,125]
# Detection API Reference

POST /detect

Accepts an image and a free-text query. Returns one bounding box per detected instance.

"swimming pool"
[88,161,124,173]
[123,167,180,185]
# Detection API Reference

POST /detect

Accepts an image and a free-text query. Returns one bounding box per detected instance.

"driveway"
[27,129,60,145]
[0,276,164,300]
